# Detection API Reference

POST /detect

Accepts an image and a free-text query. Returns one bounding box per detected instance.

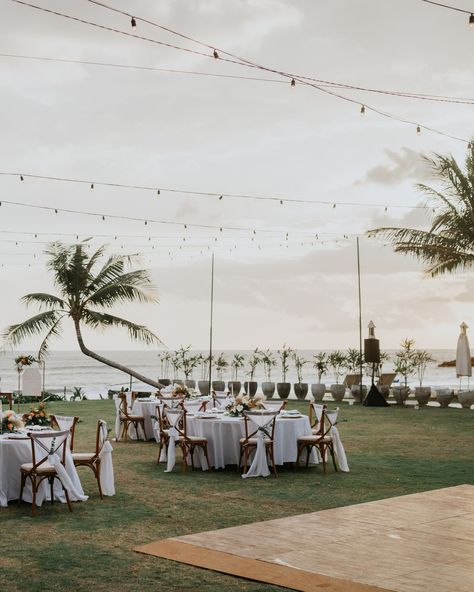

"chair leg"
[320,444,327,475]
[238,445,243,473]
[49,476,54,504]
[305,445,311,468]
[31,475,37,516]
[190,446,195,470]
[62,482,73,513]
[268,445,277,477]
[329,443,338,472]
[19,472,26,504]
[95,461,104,499]
[203,443,211,471]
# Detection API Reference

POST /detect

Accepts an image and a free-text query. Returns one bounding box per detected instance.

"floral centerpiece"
[24,402,52,427]
[171,384,192,399]
[225,393,266,417]
[1,409,24,433]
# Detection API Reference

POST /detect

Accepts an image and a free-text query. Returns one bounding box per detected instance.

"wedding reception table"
[0,430,87,507]
[185,412,317,470]
[130,398,162,440]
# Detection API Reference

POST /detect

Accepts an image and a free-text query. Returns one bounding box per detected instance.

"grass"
[2,399,474,591]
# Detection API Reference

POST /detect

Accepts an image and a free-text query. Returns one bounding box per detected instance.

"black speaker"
[364,338,380,364]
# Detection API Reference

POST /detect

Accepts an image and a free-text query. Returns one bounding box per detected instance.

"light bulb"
[416,125,421,135]
[131,17,137,29]
[470,13,474,27]
[290,79,296,87]
[360,105,365,116]
[213,49,219,59]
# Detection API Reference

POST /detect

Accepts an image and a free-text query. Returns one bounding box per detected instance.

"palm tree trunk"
[73,319,163,390]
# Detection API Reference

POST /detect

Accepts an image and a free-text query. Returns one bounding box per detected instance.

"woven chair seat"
[239,437,272,445]
[186,435,208,443]
[297,435,323,444]
[20,462,56,474]
[72,452,96,461]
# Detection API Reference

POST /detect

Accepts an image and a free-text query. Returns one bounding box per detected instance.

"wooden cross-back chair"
[19,430,73,515]
[163,406,211,471]
[72,420,109,499]
[118,392,145,441]
[154,404,171,464]
[297,406,339,473]
[239,410,278,477]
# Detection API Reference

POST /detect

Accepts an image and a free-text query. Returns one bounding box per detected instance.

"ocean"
[0,349,466,400]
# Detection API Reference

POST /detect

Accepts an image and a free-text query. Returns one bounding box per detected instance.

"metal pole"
[208,254,215,395]
[357,237,363,401]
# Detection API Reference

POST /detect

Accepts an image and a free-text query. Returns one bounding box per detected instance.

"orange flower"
[39,412,45,417]
[7,423,12,430]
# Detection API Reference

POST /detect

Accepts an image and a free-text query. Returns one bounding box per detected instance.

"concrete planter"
[184,379,196,389]
[227,381,241,396]
[212,380,226,393]
[244,381,258,397]
[159,378,171,387]
[457,390,474,409]
[294,383,308,400]
[391,386,410,405]
[262,382,276,399]
[277,382,291,399]
[435,388,454,408]
[198,380,210,396]
[351,384,367,403]
[311,383,326,402]
[330,384,346,402]
[414,386,431,406]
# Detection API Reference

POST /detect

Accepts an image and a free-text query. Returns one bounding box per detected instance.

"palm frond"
[82,309,161,345]
[2,311,64,348]
[21,293,67,311]
[84,270,157,308]
[37,314,66,359]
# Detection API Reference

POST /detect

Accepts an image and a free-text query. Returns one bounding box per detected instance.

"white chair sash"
[113,395,122,441]
[325,409,349,472]
[164,409,183,473]
[262,400,284,412]
[242,412,277,479]
[98,421,115,495]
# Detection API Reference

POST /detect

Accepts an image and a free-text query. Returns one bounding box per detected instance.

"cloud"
[355,148,431,186]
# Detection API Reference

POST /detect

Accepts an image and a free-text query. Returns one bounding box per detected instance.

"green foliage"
[312,352,329,383]
[230,353,245,381]
[292,352,308,384]
[368,144,474,277]
[278,344,293,382]
[413,349,435,387]
[328,350,347,384]
[261,349,276,381]
[394,339,417,387]
[247,348,261,380]
[215,353,228,380]
[345,348,364,374]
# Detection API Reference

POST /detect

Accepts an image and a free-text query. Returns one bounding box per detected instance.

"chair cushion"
[186,435,208,443]
[298,435,322,443]
[20,462,56,473]
[72,452,96,461]
[127,415,144,420]
[240,437,271,445]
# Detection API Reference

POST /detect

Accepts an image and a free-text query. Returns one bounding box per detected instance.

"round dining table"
[0,430,87,507]
[185,413,317,469]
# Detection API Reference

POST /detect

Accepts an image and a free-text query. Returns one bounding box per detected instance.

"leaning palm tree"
[3,241,163,388]
[368,145,474,277]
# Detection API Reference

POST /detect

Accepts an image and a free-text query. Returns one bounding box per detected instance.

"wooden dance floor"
[136,485,474,591]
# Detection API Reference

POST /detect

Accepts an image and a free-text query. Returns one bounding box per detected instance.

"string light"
[470,13,474,27]
[90,183,94,189]
[131,16,136,29]
[20,175,24,181]
[157,189,160,195]
[416,125,421,135]
[290,78,296,87]
[213,49,219,59]
[218,194,223,200]
[360,105,365,116]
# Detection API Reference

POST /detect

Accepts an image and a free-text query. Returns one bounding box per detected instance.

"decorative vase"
[198,380,210,396]
[159,378,171,387]
[184,379,196,389]
[330,384,346,402]
[435,388,454,408]
[457,390,474,409]
[262,382,275,399]
[391,386,410,405]
[277,382,291,399]
[311,383,326,401]
[350,384,367,403]
[227,381,241,396]
[212,380,226,393]
[294,383,308,400]
[244,381,258,397]
[414,386,431,406]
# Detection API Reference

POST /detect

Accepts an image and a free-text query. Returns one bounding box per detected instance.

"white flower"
[236,404,244,412]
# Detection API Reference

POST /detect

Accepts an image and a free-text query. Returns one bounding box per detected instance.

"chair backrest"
[212,391,229,409]
[50,415,79,452]
[262,400,287,412]
[181,399,205,413]
[243,410,278,442]
[154,404,169,436]
[118,392,134,418]
[28,430,70,470]
[158,396,184,408]
[163,406,187,439]
[322,408,339,438]
[95,419,110,456]
[309,403,326,431]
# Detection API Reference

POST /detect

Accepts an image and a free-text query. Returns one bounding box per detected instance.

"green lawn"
[2,400,474,591]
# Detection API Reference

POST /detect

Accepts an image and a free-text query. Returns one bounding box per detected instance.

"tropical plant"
[261,350,276,382]
[293,353,308,384]
[312,352,329,383]
[247,348,261,381]
[176,346,194,380]
[200,354,213,380]
[328,351,347,384]
[345,348,364,374]
[2,242,162,389]
[216,353,228,380]
[413,349,434,388]
[376,351,391,377]
[158,351,172,378]
[394,339,417,388]
[71,386,86,401]
[278,344,293,382]
[368,145,474,277]
[170,350,182,380]
[230,353,245,381]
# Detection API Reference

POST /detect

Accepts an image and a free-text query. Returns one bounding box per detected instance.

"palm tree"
[368,145,474,277]
[3,241,163,389]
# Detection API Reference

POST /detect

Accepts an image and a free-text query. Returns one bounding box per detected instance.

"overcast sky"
[1,0,474,352]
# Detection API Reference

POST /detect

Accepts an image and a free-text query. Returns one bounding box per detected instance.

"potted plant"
[261,350,277,399]
[435,387,455,408]
[158,352,171,386]
[244,348,260,397]
[345,348,366,403]
[393,339,416,405]
[198,354,213,396]
[213,353,227,392]
[176,346,197,389]
[293,352,308,400]
[228,353,244,396]
[413,349,434,406]
[170,350,184,385]
[311,352,328,401]
[328,351,347,401]
[277,344,292,399]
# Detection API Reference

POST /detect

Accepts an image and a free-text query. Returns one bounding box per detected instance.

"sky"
[1,0,474,352]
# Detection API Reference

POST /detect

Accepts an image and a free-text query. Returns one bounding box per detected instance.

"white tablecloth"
[186,414,317,469]
[0,434,87,507]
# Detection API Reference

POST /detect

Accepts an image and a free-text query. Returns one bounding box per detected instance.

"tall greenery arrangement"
[328,351,347,384]
[278,344,293,383]
[293,353,308,384]
[247,348,261,381]
[413,349,434,388]
[261,350,276,382]
[394,339,417,388]
[231,353,245,381]
[312,352,329,383]
[216,353,228,380]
